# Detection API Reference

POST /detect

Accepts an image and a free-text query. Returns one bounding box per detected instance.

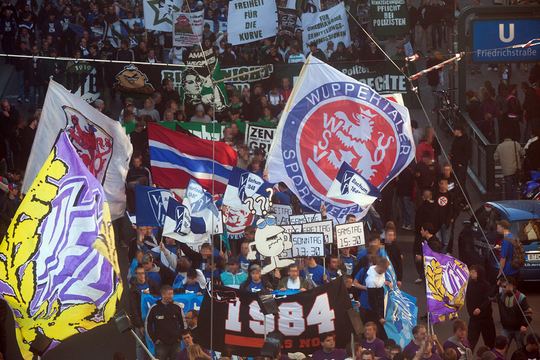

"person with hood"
[466,265,496,351]
[220,257,248,289]
[497,277,533,348]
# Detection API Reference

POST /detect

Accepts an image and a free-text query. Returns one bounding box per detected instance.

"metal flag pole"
[130,328,158,360]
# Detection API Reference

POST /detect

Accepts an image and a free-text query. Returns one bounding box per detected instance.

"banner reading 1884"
[198,279,353,356]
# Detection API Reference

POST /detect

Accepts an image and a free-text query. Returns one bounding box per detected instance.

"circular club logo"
[281,82,412,217]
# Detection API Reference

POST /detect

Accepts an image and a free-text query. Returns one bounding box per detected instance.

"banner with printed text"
[173,10,204,47]
[369,0,408,40]
[198,279,353,356]
[301,3,350,54]
[245,124,277,154]
[228,0,278,45]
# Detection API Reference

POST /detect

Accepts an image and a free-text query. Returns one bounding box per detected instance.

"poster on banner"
[173,10,204,47]
[291,233,325,257]
[279,224,302,258]
[227,0,278,45]
[289,213,322,225]
[335,222,365,248]
[198,280,353,356]
[369,0,408,40]
[301,3,350,53]
[278,7,297,38]
[245,124,276,154]
[143,0,182,31]
[273,204,293,225]
[302,220,334,244]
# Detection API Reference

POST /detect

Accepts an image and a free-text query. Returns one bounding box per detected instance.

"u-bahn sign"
[472,18,540,63]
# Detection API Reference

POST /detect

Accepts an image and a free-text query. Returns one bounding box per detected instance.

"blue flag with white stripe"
[135,185,173,227]
[223,167,273,215]
[185,179,223,235]
[326,162,380,208]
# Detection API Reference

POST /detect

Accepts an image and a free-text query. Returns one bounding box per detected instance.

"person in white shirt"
[365,257,390,329]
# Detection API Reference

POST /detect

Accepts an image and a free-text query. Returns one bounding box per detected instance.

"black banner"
[198,278,353,356]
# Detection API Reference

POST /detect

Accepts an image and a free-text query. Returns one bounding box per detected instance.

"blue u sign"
[472,19,540,63]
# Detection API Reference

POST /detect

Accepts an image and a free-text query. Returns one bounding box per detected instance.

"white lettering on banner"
[301,3,351,53]
[228,0,277,45]
[302,220,334,244]
[224,293,335,335]
[335,222,365,248]
[291,233,325,257]
[278,302,305,336]
[289,213,322,225]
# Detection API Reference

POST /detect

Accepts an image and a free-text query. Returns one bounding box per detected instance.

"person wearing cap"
[190,104,211,123]
[496,220,520,278]
[240,264,272,293]
[220,257,248,289]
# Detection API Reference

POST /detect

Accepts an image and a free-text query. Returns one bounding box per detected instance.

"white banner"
[273,204,293,225]
[302,220,334,244]
[289,213,322,225]
[335,222,365,249]
[23,80,132,220]
[245,124,276,155]
[301,2,350,53]
[291,233,325,257]
[173,10,204,47]
[227,0,278,45]
[143,0,182,31]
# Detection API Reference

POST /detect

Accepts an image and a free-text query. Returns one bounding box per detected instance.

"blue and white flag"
[185,179,223,235]
[326,162,380,208]
[223,167,273,215]
[381,248,418,349]
[163,197,192,240]
[135,185,173,227]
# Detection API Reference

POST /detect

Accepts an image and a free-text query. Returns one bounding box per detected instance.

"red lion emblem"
[63,106,113,183]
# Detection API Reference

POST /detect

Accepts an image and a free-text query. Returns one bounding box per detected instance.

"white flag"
[326,162,380,208]
[143,0,182,31]
[22,80,133,220]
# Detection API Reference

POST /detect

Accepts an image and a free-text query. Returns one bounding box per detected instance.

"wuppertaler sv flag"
[22,80,133,220]
[266,56,415,220]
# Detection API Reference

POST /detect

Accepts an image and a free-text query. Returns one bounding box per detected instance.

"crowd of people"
[0,0,539,359]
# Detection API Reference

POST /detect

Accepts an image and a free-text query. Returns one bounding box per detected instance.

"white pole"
[130,329,159,360]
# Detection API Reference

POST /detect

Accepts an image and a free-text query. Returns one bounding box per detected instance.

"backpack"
[510,239,526,269]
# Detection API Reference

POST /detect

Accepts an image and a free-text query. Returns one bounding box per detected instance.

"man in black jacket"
[384,226,403,287]
[450,124,472,191]
[466,265,496,351]
[146,285,185,360]
[414,189,438,283]
[434,178,457,254]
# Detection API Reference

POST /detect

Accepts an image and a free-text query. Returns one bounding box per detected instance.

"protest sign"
[273,204,293,225]
[302,220,334,244]
[278,7,297,38]
[227,0,278,45]
[279,224,302,258]
[245,124,276,154]
[369,0,408,40]
[301,3,350,53]
[291,233,325,257]
[173,10,204,47]
[289,213,322,225]
[335,222,365,248]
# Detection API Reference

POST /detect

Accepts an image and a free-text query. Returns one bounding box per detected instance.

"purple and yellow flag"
[423,242,469,324]
[0,132,122,359]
